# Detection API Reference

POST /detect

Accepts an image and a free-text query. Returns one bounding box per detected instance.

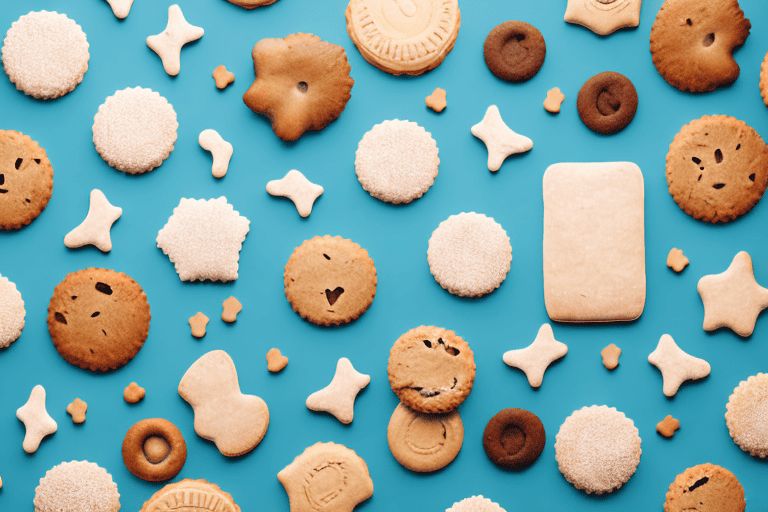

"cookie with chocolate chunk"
[0,130,53,230]
[664,463,745,512]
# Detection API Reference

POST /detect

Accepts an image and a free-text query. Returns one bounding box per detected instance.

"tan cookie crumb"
[66,398,87,424]
[657,415,680,438]
[124,382,145,403]
[189,312,209,338]
[266,348,288,372]
[426,88,447,113]
[222,296,242,322]
[601,344,621,370]
[212,65,235,89]
[667,248,689,272]
[543,87,565,113]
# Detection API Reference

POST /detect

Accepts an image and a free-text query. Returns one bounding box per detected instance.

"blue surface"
[1,0,768,510]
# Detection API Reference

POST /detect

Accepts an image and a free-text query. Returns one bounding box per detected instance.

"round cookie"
[761,50,768,108]
[2,11,89,99]
[483,408,545,470]
[345,0,460,76]
[554,405,642,494]
[726,373,768,457]
[122,418,187,482]
[34,460,120,512]
[355,120,439,204]
[387,402,463,472]
[0,130,54,230]
[224,0,278,8]
[0,274,25,348]
[664,463,745,512]
[388,326,475,414]
[666,115,768,223]
[284,235,376,326]
[576,71,637,135]
[139,479,241,512]
[47,268,151,372]
[427,212,512,297]
[483,21,546,82]
[446,496,507,512]
[650,0,751,93]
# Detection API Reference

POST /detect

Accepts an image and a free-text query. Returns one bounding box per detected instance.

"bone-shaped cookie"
[199,130,233,178]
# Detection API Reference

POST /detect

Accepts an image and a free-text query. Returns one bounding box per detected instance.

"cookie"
[543,162,645,322]
[63,189,122,252]
[139,479,240,512]
[346,0,460,76]
[355,120,439,204]
[664,463,745,512]
[0,274,25,348]
[502,324,567,388]
[388,326,475,414]
[471,105,533,172]
[543,87,564,113]
[199,129,233,179]
[212,65,235,89]
[2,11,89,99]
[0,130,54,230]
[34,461,120,512]
[189,312,208,338]
[426,88,447,113]
[446,496,507,512]
[48,268,151,372]
[243,33,354,141]
[577,71,637,134]
[601,343,621,370]
[122,418,187,482]
[657,415,680,438]
[483,21,545,82]
[284,235,377,326]
[306,357,369,424]
[667,248,689,272]
[666,115,768,223]
[387,403,463,472]
[221,296,241,322]
[555,405,642,494]
[761,50,768,108]
[266,170,324,217]
[650,0,750,93]
[146,5,204,76]
[105,0,134,19]
[428,212,512,297]
[726,373,768,457]
[266,348,288,372]
[483,408,545,470]
[564,0,643,36]
[124,382,145,403]
[648,334,710,397]
[224,0,278,9]
[17,385,57,453]
[66,398,87,424]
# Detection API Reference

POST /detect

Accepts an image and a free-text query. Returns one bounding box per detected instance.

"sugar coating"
[0,275,25,348]
[428,212,512,297]
[356,120,439,204]
[34,460,120,512]
[199,129,233,178]
[555,405,642,494]
[446,496,507,512]
[93,87,178,174]
[726,373,768,457]
[2,11,89,99]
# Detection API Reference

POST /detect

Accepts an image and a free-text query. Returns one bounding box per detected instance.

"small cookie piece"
[284,235,377,326]
[212,65,234,89]
[221,296,241,322]
[388,326,475,414]
[105,0,134,19]
[124,382,145,403]
[446,496,507,512]
[664,463,745,512]
[726,373,768,457]
[426,88,447,113]
[577,72,637,134]
[189,312,208,338]
[266,348,288,372]
[483,21,545,82]
[243,33,354,141]
[66,398,87,424]
[657,415,680,438]
[564,0,643,36]
[17,385,57,453]
[648,334,710,397]
[601,344,621,370]
[428,212,512,297]
[139,479,240,512]
[346,0,460,76]
[650,0,750,93]
[666,115,768,223]
[146,5,203,76]
[306,358,370,424]
[34,461,120,512]
[0,130,54,230]
[667,248,689,272]
[760,50,768,108]
[483,408,545,470]
[199,130,233,179]
[122,418,187,482]
[278,442,373,512]
[48,268,151,372]
[471,105,533,172]
[502,324,567,387]
[387,403,463,472]
[355,120,439,204]
[64,189,122,252]
[0,274,25,348]
[266,170,324,217]
[543,87,565,113]
[224,0,278,8]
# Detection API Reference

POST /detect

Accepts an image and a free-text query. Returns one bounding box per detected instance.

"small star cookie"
[64,189,122,252]
[189,312,209,338]
[16,385,57,453]
[146,5,204,76]
[648,334,710,397]
[306,357,370,424]
[471,105,532,172]
[503,324,567,387]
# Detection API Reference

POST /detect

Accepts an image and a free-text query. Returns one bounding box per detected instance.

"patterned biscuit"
[726,373,768,457]
[139,479,240,512]
[122,418,186,482]
[0,274,25,348]
[387,402,463,472]
[0,130,54,230]
[564,0,643,36]
[664,463,745,512]
[34,461,120,512]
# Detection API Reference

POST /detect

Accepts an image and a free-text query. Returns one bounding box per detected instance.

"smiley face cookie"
[0,130,53,230]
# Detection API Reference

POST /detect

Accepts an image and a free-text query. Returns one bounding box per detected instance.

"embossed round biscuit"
[47,268,151,372]
[388,326,475,414]
[139,479,241,512]
[346,0,460,76]
[0,130,54,230]
[666,115,768,223]
[650,0,751,93]
[726,373,768,458]
[577,71,637,135]
[122,418,187,482]
[387,402,463,472]
[664,463,745,512]
[483,21,546,82]
[0,274,25,348]
[761,50,768,108]
[34,460,120,512]
[284,235,376,326]
[483,408,545,470]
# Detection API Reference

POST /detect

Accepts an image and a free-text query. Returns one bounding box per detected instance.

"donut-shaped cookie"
[483,21,545,82]
[483,408,545,470]
[577,71,637,135]
[122,418,186,482]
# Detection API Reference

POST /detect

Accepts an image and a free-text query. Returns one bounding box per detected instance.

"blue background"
[1,0,768,510]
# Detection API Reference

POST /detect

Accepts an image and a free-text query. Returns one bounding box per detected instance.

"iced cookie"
[34,461,120,512]
[139,479,240,512]
[564,0,643,36]
[388,403,463,472]
[0,274,25,348]
[726,373,768,457]
[664,463,745,512]
[0,130,54,230]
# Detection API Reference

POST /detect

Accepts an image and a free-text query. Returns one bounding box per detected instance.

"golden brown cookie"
[388,326,475,413]
[284,235,376,326]
[387,402,463,472]
[0,130,53,230]
[666,115,768,223]
[124,382,145,403]
[122,418,186,482]
[224,0,278,9]
[761,50,768,108]
[139,479,241,512]
[47,268,151,372]
[664,463,745,512]
[657,415,680,438]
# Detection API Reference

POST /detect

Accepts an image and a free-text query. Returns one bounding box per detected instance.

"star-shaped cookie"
[306,357,369,424]
[471,105,532,172]
[648,334,710,397]
[697,251,768,337]
[146,4,204,76]
[64,189,122,252]
[106,0,134,19]
[502,324,567,387]
[266,170,324,218]
[16,385,57,453]
[564,0,642,36]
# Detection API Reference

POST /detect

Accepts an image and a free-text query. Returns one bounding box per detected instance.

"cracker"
[122,418,186,482]
[446,496,506,512]
[564,0,643,36]
[483,408,545,470]
[726,373,768,457]
[221,296,241,322]
[502,324,568,387]
[648,334,710,397]
[199,130,233,179]
[667,248,689,272]
[657,415,680,438]
[266,348,288,372]
[66,398,87,424]
[34,461,120,512]
[471,105,532,172]
[17,385,57,453]
[664,463,745,512]
[188,312,208,338]
[0,274,25,348]
[0,130,54,230]
[139,479,240,512]
[266,170,324,217]
[306,357,370,424]
[146,5,203,76]
[124,382,145,403]
[212,64,234,89]
[63,189,122,253]
[387,403,463,472]
[543,87,564,113]
[426,88,447,113]
[105,0,134,19]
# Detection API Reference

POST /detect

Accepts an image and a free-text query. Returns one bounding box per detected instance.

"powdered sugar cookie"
[0,274,25,348]
[34,461,120,512]
[726,373,768,457]
[446,496,506,512]
[146,5,204,77]
[17,385,57,453]
[199,130,233,179]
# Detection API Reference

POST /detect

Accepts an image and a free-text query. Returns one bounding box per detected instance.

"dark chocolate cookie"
[483,21,545,82]
[483,408,545,470]
[577,71,637,134]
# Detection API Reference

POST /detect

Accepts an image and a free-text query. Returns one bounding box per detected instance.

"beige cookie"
[664,463,744,512]
[388,402,463,472]
[726,373,768,457]
[564,0,643,36]
[139,479,240,512]
[667,248,689,272]
[306,357,369,424]
[601,344,621,370]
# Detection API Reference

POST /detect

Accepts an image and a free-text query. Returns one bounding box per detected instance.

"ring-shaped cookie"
[483,21,546,82]
[483,408,545,470]
[577,71,637,135]
[122,418,187,482]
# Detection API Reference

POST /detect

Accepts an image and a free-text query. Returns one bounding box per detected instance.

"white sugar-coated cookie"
[0,274,24,348]
[2,11,89,99]
[726,373,768,458]
[92,87,178,174]
[355,119,439,204]
[446,495,507,512]
[34,461,120,512]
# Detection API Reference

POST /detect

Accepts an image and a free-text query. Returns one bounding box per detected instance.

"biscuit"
[221,296,241,322]
[212,64,234,89]
[266,170,324,217]
[2,11,89,99]
[483,21,545,82]
[66,398,87,424]
[446,496,507,512]
[483,408,545,470]
[199,129,233,179]
[471,105,533,172]
[306,357,369,424]
[388,326,475,414]
[726,373,768,457]
[355,120,439,204]
[139,479,240,512]
[664,463,745,512]
[428,212,512,297]
[387,403,463,472]
[17,385,57,453]
[346,0,460,76]
[502,324,567,388]
[243,33,354,141]
[761,50,768,108]
[577,72,637,134]
[564,0,643,36]
[284,235,377,326]
[650,0,750,93]
[657,415,680,438]
[667,248,689,272]
[0,130,54,230]
[122,418,186,482]
[266,348,288,372]
[601,343,621,370]
[146,5,203,76]
[63,189,122,252]
[426,88,447,113]
[0,274,25,348]
[666,115,768,223]
[543,87,564,113]
[224,0,278,9]
[189,312,208,338]
[124,382,146,403]
[648,334,710,397]
[34,461,120,512]
[48,268,151,372]
[105,0,134,19]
